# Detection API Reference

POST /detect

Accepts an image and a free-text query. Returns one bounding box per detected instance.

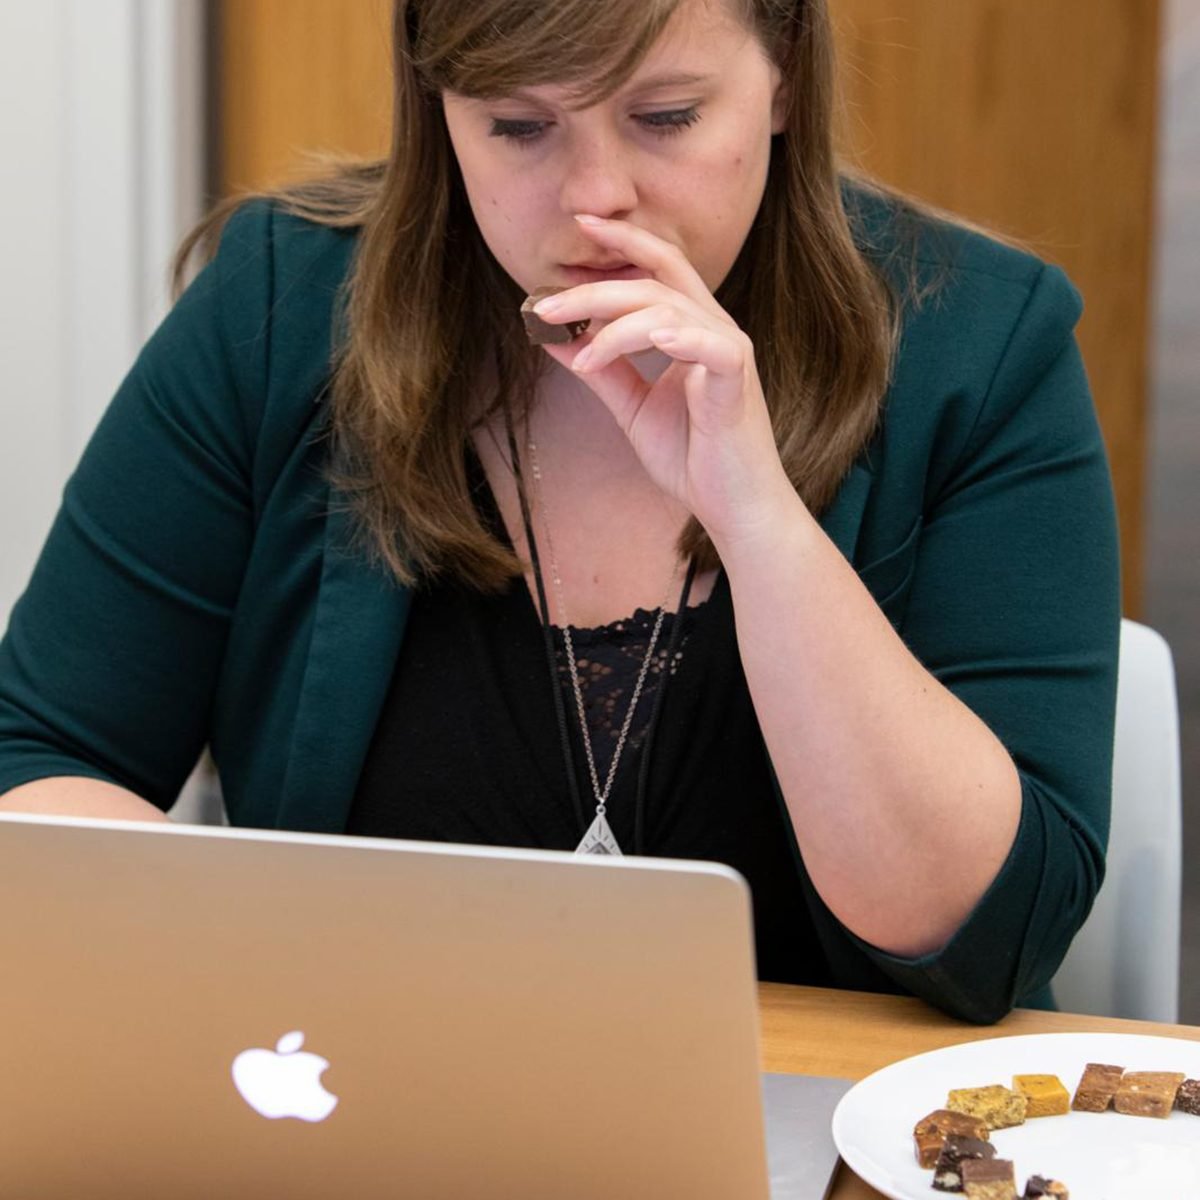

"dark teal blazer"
[0,193,1120,1023]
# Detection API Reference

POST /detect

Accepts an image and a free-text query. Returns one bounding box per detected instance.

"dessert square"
[1070,1062,1123,1112]
[1022,1176,1069,1198]
[1174,1077,1200,1116]
[913,1108,991,1168]
[962,1156,1015,1199]
[520,288,590,345]
[932,1133,995,1192]
[1012,1074,1070,1118]
[1113,1070,1186,1118]
[947,1084,1027,1130]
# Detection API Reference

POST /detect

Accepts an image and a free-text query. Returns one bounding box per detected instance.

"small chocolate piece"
[947,1084,1027,1130]
[1113,1070,1186,1118]
[1070,1062,1124,1112]
[913,1109,990,1168]
[1022,1176,1069,1199]
[1174,1077,1200,1115]
[520,287,591,345]
[1012,1074,1070,1117]
[932,1133,995,1192]
[962,1156,1015,1199]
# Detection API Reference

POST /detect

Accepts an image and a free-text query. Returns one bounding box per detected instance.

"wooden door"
[215,0,1160,610]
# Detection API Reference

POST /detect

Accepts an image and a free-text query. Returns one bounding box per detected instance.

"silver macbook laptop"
[0,813,847,1199]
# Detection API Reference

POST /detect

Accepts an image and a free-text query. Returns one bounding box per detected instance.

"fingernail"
[532,295,562,314]
[574,214,607,226]
[572,346,594,370]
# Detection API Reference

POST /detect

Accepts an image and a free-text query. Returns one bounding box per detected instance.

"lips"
[565,260,633,270]
[559,263,649,283]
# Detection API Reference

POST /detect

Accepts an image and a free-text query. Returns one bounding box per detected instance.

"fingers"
[646,326,748,382]
[570,214,709,300]
[569,306,747,383]
[569,304,687,373]
[532,279,707,329]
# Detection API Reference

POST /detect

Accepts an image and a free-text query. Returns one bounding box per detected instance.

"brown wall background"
[216,0,1160,612]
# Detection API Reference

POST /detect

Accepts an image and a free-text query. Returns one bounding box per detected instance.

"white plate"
[831,1032,1200,1200]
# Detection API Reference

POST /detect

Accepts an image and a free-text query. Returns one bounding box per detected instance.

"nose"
[557,128,639,221]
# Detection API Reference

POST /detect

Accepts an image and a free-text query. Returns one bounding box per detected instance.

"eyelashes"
[488,107,703,149]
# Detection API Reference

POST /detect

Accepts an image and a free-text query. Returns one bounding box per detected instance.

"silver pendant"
[575,811,623,856]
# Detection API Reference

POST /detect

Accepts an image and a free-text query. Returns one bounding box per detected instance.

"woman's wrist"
[703,479,817,577]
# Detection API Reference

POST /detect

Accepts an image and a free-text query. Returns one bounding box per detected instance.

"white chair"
[1052,619,1182,1022]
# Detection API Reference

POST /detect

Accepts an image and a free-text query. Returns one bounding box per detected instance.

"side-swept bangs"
[406,0,683,107]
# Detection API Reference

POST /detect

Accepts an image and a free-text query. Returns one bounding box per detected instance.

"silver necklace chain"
[525,434,679,825]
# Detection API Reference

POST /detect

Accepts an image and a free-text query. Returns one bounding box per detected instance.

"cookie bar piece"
[962,1157,1015,1200]
[1022,1177,1069,1199]
[1070,1062,1123,1112]
[932,1133,995,1192]
[1174,1078,1200,1115]
[1113,1070,1186,1118]
[520,287,591,345]
[913,1109,991,1168]
[946,1084,1027,1130]
[1012,1074,1070,1118]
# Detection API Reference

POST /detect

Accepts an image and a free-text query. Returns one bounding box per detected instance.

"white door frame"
[0,0,206,624]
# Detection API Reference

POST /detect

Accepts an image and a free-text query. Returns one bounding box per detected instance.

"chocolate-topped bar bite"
[1175,1077,1200,1115]
[913,1108,990,1168]
[961,1157,1015,1200]
[932,1133,995,1192]
[1070,1062,1123,1112]
[520,287,591,345]
[1022,1176,1069,1199]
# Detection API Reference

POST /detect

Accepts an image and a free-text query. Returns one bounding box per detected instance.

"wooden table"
[758,983,1200,1199]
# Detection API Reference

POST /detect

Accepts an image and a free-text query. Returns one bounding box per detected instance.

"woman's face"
[441,0,786,297]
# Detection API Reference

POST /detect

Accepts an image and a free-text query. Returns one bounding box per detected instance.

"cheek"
[670,142,769,287]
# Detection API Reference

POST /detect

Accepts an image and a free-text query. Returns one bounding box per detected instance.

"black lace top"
[345,457,827,986]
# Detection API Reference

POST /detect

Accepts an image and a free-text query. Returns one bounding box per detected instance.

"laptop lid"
[0,813,774,1200]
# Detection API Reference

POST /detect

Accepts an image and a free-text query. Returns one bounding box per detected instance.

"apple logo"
[231,1031,339,1122]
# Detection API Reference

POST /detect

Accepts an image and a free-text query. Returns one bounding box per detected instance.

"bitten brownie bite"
[1070,1062,1124,1112]
[1012,1074,1070,1118]
[1175,1078,1200,1115]
[913,1109,991,1168]
[946,1085,1027,1130]
[1022,1176,1069,1199]
[961,1157,1015,1200]
[520,287,591,345]
[1112,1070,1186,1118]
[932,1133,995,1192]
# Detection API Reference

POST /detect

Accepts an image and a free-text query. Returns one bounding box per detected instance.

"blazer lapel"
[276,496,411,832]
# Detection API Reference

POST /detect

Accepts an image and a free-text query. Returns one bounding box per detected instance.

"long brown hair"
[176,0,902,589]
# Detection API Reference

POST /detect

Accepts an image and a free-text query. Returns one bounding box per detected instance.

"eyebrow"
[504,71,715,105]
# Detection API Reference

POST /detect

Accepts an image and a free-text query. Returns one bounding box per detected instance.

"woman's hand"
[532,214,796,548]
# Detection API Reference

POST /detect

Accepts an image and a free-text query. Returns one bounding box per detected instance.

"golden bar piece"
[1012,1074,1070,1118]
[947,1084,1028,1131]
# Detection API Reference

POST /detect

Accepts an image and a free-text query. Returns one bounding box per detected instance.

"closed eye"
[489,107,703,148]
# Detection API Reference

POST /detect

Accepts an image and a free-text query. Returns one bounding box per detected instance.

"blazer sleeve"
[0,202,275,808]
[810,262,1121,1023]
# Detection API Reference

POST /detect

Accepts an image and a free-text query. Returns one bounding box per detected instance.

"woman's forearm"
[0,777,170,822]
[714,489,1022,959]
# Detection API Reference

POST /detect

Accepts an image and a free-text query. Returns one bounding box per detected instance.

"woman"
[0,0,1119,1022]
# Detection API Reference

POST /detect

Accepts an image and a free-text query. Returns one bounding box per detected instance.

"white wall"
[0,0,205,628]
